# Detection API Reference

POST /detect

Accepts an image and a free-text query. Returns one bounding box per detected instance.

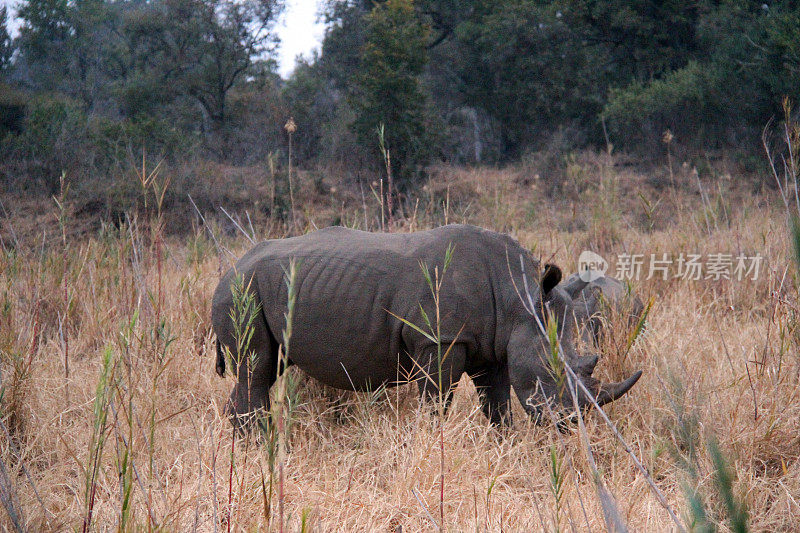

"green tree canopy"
[16,0,283,135]
[0,6,14,73]
[351,0,431,186]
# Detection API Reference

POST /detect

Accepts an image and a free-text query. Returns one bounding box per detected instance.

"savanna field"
[2,151,800,532]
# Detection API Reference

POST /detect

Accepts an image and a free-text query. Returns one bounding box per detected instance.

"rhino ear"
[541,264,562,296]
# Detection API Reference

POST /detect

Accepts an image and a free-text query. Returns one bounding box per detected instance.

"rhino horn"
[563,276,589,298]
[595,370,643,406]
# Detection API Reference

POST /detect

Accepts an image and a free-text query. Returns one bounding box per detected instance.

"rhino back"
[220,225,522,389]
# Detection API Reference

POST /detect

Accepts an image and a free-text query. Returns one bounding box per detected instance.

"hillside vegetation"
[3,0,799,196]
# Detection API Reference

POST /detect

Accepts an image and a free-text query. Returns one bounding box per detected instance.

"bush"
[88,115,196,171]
[1,95,88,191]
[0,84,28,138]
[603,62,718,151]
[0,93,197,194]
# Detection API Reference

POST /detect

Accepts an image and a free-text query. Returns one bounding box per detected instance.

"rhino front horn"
[596,370,643,406]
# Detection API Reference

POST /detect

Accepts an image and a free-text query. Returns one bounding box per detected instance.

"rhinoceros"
[561,273,645,347]
[211,224,642,426]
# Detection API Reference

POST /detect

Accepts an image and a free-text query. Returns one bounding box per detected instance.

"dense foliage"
[1,0,799,191]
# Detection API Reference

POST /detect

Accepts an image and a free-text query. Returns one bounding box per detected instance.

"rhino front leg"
[221,315,280,429]
[414,343,467,412]
[471,365,512,426]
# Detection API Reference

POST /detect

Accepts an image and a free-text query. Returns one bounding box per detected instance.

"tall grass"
[114,310,139,531]
[285,118,297,232]
[220,272,259,531]
[274,258,299,533]
[53,173,71,402]
[548,445,565,532]
[390,243,460,531]
[82,346,116,532]
[378,123,396,226]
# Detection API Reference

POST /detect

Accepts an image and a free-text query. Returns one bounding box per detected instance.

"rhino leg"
[471,365,512,426]
[220,311,281,429]
[414,343,467,413]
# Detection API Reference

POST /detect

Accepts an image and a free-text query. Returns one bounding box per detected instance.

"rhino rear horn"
[563,276,589,298]
[575,354,599,375]
[596,370,643,406]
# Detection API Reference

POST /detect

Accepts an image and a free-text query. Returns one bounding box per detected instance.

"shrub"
[603,62,718,151]
[0,84,27,138]
[1,95,88,191]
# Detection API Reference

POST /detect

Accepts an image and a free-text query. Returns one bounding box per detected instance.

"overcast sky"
[276,0,325,77]
[0,0,325,78]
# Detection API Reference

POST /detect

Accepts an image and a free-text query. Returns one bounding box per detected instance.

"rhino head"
[507,264,642,422]
[562,271,646,348]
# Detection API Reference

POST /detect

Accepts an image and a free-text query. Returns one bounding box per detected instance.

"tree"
[17,0,126,109]
[351,0,431,187]
[0,6,13,73]
[604,0,800,149]
[118,0,284,147]
[16,0,73,89]
[282,57,337,162]
[319,0,369,91]
[16,0,283,141]
[455,1,596,155]
[557,0,703,85]
[707,1,800,123]
[179,0,283,133]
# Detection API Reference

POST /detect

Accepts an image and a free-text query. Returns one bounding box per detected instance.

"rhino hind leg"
[414,343,467,413]
[220,311,281,429]
[471,365,512,426]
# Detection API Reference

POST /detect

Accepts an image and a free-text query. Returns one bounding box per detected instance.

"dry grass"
[1,153,799,531]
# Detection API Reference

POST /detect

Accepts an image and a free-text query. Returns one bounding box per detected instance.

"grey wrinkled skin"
[562,273,645,347]
[211,225,641,428]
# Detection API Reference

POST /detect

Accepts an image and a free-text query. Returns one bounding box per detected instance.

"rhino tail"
[215,338,226,377]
